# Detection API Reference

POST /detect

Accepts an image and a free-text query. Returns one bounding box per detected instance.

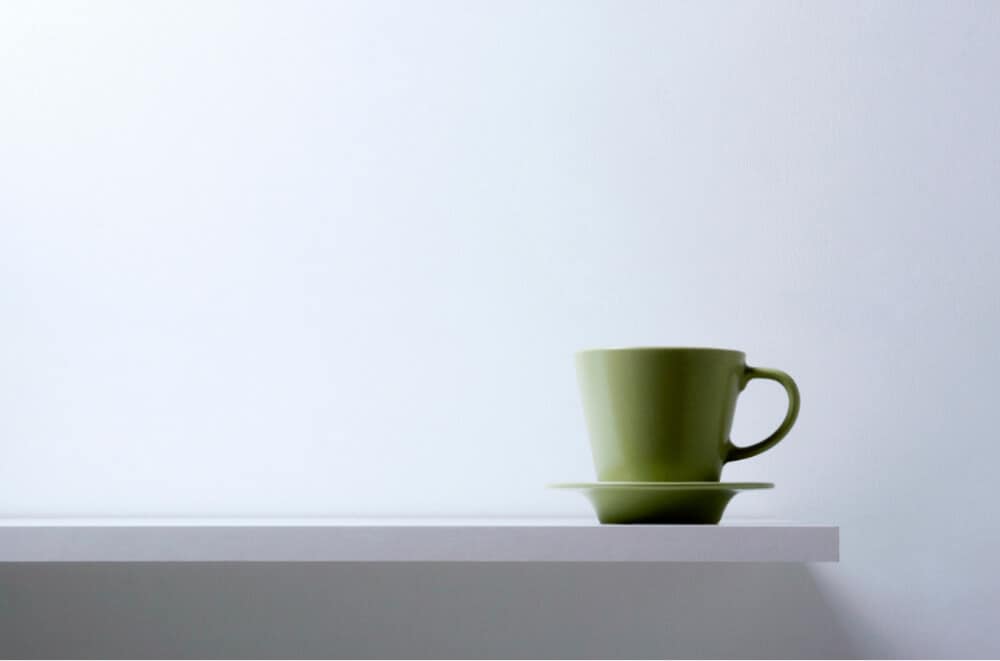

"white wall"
[2,1,998,657]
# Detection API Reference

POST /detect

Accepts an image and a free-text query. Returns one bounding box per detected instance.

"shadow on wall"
[0,563,882,659]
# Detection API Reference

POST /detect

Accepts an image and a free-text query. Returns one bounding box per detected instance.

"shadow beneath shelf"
[0,562,863,659]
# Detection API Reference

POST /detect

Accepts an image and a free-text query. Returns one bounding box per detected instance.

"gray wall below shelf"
[0,563,871,659]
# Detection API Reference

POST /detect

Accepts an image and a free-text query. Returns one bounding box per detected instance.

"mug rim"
[576,346,745,358]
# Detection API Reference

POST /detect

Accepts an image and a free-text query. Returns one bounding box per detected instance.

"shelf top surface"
[0,517,830,528]
[0,517,838,563]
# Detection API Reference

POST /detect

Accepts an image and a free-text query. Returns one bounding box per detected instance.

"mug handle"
[725,366,800,463]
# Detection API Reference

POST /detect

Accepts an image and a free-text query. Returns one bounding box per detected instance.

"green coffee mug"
[576,347,800,482]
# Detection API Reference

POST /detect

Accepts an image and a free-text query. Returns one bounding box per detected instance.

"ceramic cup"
[576,347,799,482]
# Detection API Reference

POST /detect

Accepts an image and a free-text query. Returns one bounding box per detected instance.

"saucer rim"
[547,481,773,490]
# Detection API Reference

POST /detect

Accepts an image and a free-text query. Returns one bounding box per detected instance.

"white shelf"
[0,518,837,562]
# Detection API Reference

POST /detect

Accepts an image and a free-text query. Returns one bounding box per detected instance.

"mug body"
[576,347,746,482]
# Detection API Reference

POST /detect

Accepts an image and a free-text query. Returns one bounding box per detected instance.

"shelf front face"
[0,518,839,563]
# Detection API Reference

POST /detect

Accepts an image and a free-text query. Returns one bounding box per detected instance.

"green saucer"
[548,482,773,524]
